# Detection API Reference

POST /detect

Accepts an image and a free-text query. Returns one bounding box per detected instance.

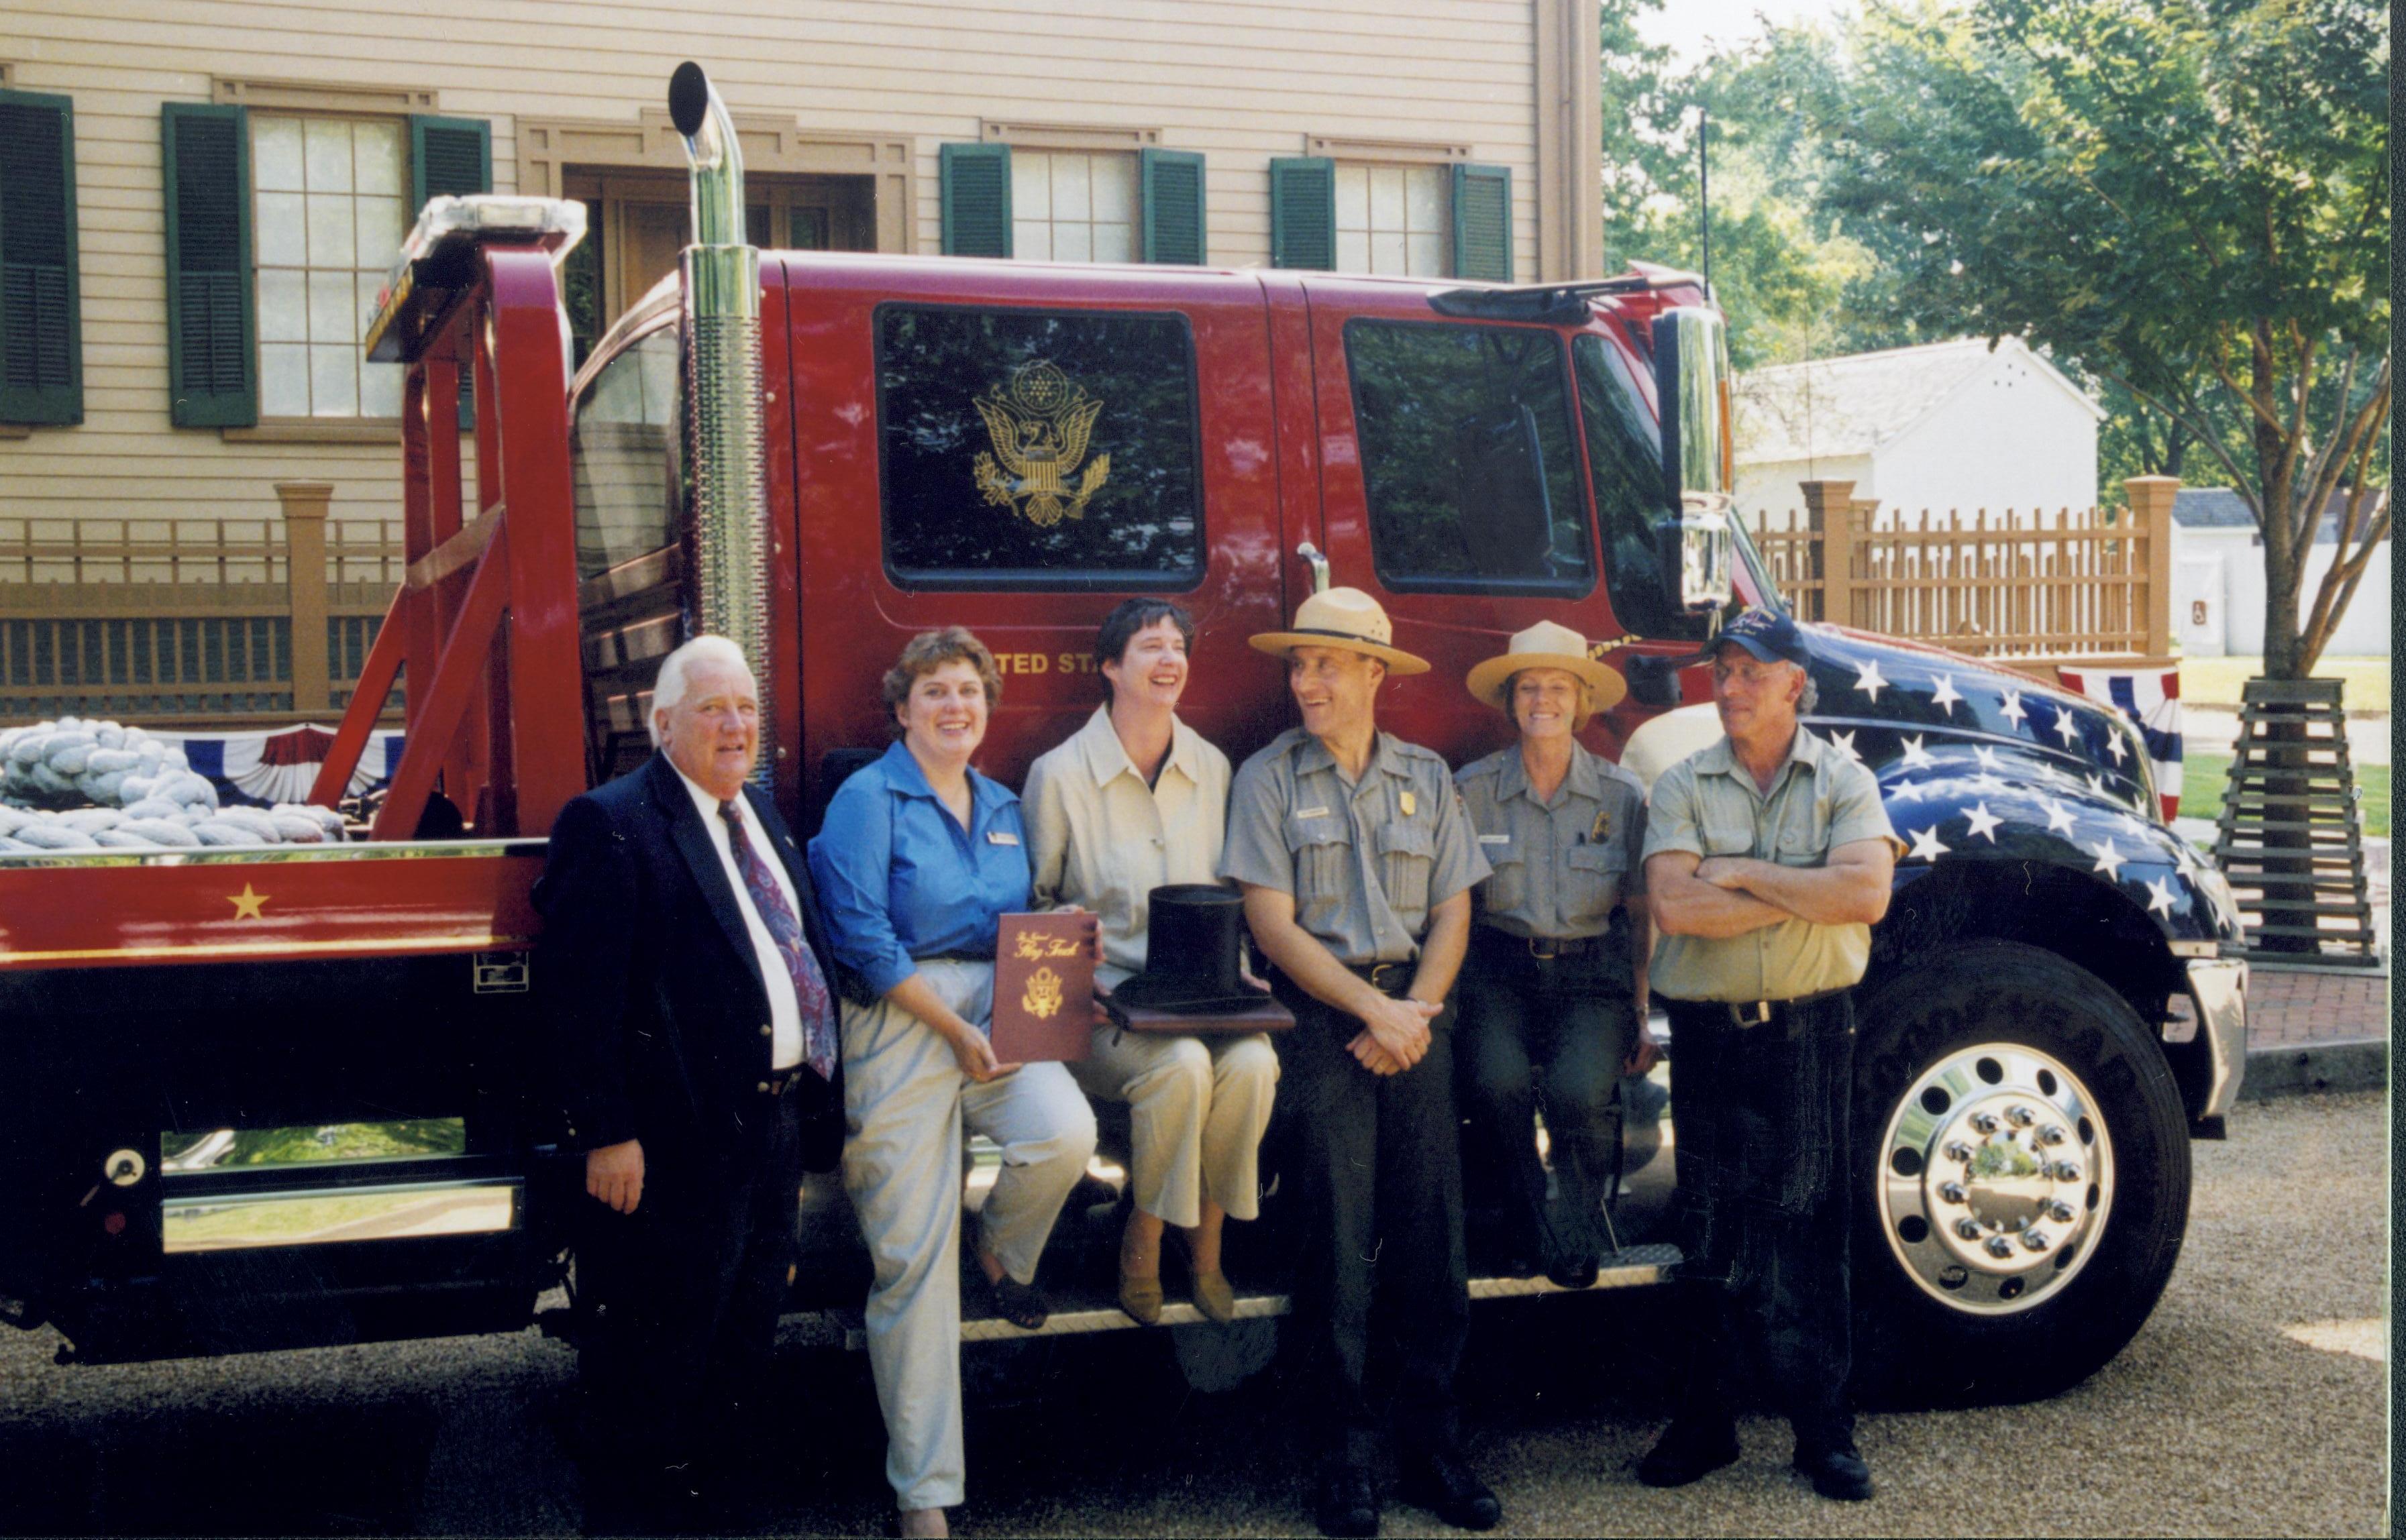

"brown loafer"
[1190,1269,1239,1324]
[1118,1269,1164,1325]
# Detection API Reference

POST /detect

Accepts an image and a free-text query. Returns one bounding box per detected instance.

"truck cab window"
[571,325,684,781]
[1345,319,1591,595]
[876,305,1202,590]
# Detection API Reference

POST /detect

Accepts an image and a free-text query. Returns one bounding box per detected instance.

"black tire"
[1850,940,2190,1407]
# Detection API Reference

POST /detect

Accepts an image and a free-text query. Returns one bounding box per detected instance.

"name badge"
[986,830,1021,846]
[1479,834,1512,845]
[1296,806,1330,820]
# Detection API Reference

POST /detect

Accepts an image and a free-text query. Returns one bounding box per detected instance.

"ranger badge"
[1400,790,1418,818]
[1591,808,1613,843]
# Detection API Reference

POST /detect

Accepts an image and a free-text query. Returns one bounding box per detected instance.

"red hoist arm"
[309,230,588,840]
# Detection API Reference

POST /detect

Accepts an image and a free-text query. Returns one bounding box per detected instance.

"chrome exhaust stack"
[668,62,774,786]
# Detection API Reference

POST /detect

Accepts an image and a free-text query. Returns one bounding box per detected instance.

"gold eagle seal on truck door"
[972,362,1111,527]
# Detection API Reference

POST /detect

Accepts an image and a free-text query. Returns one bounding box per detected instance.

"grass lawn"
[2180,751,2391,838]
[2179,655,2391,711]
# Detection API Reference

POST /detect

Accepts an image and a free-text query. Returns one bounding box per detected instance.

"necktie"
[720,800,837,1082]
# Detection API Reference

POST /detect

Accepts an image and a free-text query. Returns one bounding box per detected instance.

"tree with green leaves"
[1811,0,2389,679]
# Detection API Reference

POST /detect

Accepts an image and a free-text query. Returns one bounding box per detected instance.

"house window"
[250,115,408,419]
[1336,164,1449,278]
[1010,151,1138,263]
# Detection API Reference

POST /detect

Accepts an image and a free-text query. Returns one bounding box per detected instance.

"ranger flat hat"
[1248,586,1430,675]
[1464,620,1627,717]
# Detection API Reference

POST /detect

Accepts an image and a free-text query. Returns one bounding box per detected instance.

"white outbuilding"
[1732,336,2105,528]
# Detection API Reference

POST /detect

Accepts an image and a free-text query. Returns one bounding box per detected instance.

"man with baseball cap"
[1220,587,1498,1537]
[1453,620,1657,1290]
[1637,606,1899,1502]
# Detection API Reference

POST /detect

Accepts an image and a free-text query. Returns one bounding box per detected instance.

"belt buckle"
[1368,961,1406,993]
[1730,1000,1773,1028]
[1526,936,1559,961]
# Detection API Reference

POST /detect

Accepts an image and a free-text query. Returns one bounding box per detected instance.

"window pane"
[790,207,831,250]
[307,269,353,342]
[311,344,358,416]
[355,195,407,266]
[1014,221,1053,261]
[1335,165,1369,231]
[1012,150,1051,222]
[1092,158,1134,224]
[256,192,308,266]
[303,117,353,194]
[1406,166,1445,233]
[1336,230,1371,273]
[573,326,681,579]
[258,268,307,343]
[1369,166,1406,229]
[1407,231,1446,278]
[1370,231,1406,275]
[1345,319,1591,592]
[359,360,403,419]
[1091,222,1133,264]
[308,192,356,267]
[1052,154,1091,221]
[877,305,1202,586]
[353,120,403,197]
[1053,222,1092,263]
[261,344,311,416]
[253,116,305,192]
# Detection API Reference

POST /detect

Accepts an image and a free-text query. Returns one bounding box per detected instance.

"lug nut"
[2052,1161,2083,1182]
[2006,1105,2036,1126]
[1937,1182,1967,1205]
[2039,1125,2067,1146]
[1944,1142,1974,1163]
[1985,1235,2016,1259]
[1956,1218,1983,1241]
[1970,1112,2001,1134]
[2046,1201,2076,1223]
[2022,1229,2051,1252]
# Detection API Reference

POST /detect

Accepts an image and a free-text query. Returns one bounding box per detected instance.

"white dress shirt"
[674,765,804,1070]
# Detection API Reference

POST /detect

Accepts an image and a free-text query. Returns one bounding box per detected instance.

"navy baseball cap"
[1681,608,1810,667]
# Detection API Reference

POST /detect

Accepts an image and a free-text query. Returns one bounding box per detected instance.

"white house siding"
[1869,364,2100,523]
[1734,453,1871,532]
[0,0,1558,542]
[2174,528,2393,658]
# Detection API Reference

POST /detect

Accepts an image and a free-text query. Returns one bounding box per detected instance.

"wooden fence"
[1752,477,2177,662]
[0,484,404,728]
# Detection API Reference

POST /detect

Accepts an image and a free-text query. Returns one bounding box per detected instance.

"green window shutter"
[1268,157,1334,270]
[1139,148,1206,266]
[939,142,1012,258]
[1451,163,1512,283]
[411,116,490,430]
[162,102,255,428]
[0,89,83,425]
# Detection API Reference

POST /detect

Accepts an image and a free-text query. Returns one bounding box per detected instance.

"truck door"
[1300,288,1626,765]
[780,264,1288,814]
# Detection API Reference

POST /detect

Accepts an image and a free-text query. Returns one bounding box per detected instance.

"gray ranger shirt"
[1220,727,1489,967]
[1454,740,1648,940]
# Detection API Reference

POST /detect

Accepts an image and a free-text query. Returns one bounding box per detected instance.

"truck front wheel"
[1850,940,2191,1405]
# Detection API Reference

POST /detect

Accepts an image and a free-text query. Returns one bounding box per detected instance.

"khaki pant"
[1069,1026,1278,1228]
[839,958,1098,1512]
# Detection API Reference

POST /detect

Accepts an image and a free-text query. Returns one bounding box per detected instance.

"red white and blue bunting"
[149,724,406,809]
[2056,667,2183,822]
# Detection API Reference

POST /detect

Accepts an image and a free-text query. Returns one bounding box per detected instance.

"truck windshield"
[1571,333,1783,624]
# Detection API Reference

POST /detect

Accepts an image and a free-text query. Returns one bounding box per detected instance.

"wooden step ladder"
[2211,677,2381,966]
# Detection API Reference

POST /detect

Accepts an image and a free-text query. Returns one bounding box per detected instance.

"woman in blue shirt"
[806,626,1098,1539]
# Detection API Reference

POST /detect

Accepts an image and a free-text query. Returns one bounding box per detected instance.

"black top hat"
[1103,884,1266,1015]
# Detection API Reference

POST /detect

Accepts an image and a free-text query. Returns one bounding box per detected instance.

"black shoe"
[1793,1442,1875,1501]
[1314,1463,1381,1537]
[1545,1251,1600,1290]
[1635,1419,1740,1488]
[1398,1449,1502,1531]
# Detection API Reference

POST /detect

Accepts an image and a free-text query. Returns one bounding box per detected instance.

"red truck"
[0,66,2246,1409]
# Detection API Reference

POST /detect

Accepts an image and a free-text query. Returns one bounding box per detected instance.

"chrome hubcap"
[1878,1044,2114,1315]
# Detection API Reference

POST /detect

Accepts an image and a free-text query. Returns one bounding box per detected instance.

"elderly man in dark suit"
[538,635,843,1533]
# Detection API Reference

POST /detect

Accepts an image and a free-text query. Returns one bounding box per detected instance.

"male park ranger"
[1636,608,1899,1502]
[1220,588,1499,1539]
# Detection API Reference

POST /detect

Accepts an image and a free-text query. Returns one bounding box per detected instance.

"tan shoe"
[1190,1269,1239,1324]
[1118,1267,1165,1325]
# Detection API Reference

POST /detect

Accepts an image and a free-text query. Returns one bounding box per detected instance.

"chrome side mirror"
[1651,306,1736,614]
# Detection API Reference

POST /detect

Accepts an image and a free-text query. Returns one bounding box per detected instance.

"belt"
[1345,960,1417,997]
[1723,987,1847,1027]
[1477,928,1599,961]
[917,948,994,964]
[759,1066,813,1096]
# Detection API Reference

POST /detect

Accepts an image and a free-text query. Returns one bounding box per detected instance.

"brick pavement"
[2246,967,2391,1048]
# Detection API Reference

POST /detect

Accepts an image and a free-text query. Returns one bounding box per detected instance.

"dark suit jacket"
[537,753,845,1176]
